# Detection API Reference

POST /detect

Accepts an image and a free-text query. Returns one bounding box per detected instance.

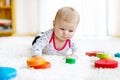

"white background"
[15,0,120,37]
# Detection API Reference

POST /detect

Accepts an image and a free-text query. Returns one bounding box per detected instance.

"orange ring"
[27,57,45,67]
[33,61,51,69]
[86,51,104,57]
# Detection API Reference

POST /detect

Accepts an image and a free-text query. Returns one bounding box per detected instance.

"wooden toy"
[114,53,120,58]
[86,51,104,57]
[94,60,118,68]
[100,56,113,60]
[33,61,51,69]
[97,53,108,58]
[97,53,113,60]
[26,57,51,69]
[66,58,76,64]
[0,67,17,80]
[27,57,45,67]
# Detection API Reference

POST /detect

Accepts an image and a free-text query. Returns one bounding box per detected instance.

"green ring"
[97,53,108,58]
[66,58,76,64]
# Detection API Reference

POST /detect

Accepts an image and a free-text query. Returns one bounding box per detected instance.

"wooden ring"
[95,60,118,68]
[33,61,51,69]
[27,57,45,67]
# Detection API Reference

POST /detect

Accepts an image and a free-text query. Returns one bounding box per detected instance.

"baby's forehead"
[57,21,78,29]
[55,15,79,27]
[57,19,78,27]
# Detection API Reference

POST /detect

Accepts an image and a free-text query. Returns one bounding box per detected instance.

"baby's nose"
[63,31,69,35]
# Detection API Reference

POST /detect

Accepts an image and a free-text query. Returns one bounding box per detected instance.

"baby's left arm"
[65,53,79,59]
[70,39,80,58]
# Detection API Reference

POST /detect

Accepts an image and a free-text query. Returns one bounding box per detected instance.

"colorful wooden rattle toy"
[66,58,76,64]
[86,51,104,57]
[0,67,17,80]
[26,57,51,69]
[94,60,118,68]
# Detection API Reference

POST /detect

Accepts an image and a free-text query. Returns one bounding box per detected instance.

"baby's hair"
[54,7,80,25]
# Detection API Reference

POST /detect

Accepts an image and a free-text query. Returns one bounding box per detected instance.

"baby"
[32,7,80,58]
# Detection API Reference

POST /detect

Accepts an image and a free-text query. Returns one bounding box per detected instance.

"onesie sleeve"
[32,29,53,56]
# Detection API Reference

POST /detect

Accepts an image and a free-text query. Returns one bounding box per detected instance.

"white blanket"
[0,37,120,80]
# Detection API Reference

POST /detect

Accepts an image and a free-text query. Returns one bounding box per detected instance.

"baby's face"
[53,20,77,41]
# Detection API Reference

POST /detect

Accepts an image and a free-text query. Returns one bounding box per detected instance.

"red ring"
[33,61,51,69]
[95,60,118,68]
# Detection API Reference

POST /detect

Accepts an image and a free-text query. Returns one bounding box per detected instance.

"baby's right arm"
[32,36,48,56]
[32,29,53,57]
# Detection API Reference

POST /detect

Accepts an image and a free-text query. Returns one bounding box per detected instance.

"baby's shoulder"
[43,29,53,37]
[37,29,53,37]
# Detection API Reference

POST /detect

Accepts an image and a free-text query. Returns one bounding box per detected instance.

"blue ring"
[0,67,17,80]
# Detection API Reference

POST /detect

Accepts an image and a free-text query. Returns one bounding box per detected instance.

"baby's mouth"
[63,36,69,39]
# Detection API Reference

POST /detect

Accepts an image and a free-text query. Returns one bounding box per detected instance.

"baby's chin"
[64,37,72,40]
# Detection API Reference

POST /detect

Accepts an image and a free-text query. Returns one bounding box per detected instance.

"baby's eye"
[69,30,73,32]
[60,28,65,30]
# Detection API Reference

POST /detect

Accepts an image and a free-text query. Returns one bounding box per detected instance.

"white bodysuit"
[32,29,80,56]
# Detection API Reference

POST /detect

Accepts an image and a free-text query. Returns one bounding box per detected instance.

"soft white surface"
[0,37,120,80]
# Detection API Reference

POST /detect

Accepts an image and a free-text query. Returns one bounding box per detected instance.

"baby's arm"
[69,39,80,58]
[32,36,48,57]
[32,30,52,57]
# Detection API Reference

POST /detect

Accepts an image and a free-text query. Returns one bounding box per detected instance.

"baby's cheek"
[69,34,74,38]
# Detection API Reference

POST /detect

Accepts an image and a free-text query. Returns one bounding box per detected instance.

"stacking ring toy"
[94,60,118,68]
[33,61,51,69]
[0,67,17,80]
[27,57,45,67]
[66,58,76,64]
[86,51,104,57]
